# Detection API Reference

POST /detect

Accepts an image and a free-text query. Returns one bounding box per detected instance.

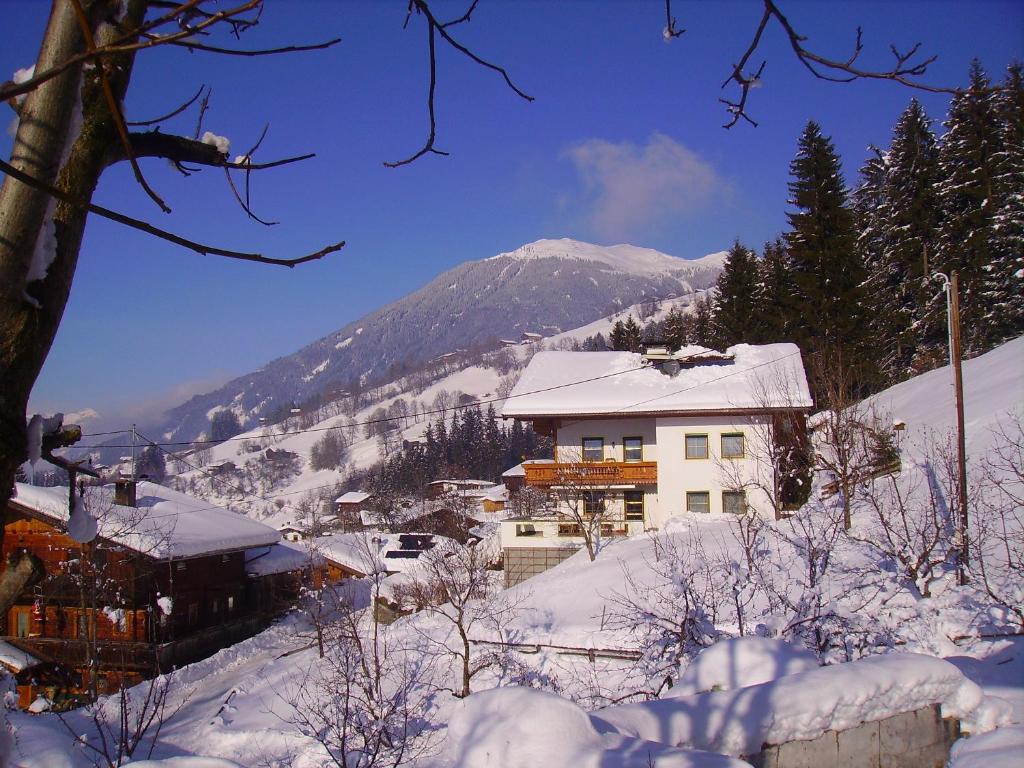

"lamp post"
[932,271,969,585]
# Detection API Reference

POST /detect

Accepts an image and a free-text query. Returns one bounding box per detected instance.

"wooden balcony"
[524,461,658,487]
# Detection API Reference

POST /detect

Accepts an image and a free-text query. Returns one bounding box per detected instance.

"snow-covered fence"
[469,636,642,661]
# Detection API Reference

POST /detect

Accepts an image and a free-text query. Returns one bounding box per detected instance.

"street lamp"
[932,271,969,585]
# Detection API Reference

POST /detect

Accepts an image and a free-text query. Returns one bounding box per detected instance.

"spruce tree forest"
[594,62,1022,406]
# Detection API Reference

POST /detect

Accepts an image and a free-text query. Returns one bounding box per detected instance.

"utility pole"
[934,271,969,585]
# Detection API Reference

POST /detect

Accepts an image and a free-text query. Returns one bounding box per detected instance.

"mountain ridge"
[154,238,726,443]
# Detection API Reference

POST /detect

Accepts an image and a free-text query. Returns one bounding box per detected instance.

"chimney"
[642,342,680,377]
[114,478,137,507]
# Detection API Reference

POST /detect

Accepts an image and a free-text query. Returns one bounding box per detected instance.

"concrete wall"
[745,704,959,768]
[503,546,578,587]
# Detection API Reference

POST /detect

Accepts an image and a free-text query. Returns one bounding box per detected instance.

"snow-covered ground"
[9,336,1021,767]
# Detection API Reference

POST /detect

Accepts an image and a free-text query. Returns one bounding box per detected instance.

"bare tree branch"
[160,35,341,57]
[111,131,313,171]
[126,85,205,126]
[0,157,343,268]
[666,0,969,130]
[385,0,533,168]
[70,0,172,213]
[663,0,685,39]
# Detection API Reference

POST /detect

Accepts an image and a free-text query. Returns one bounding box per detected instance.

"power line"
[73,363,651,449]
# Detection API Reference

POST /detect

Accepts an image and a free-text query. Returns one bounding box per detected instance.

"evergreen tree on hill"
[661,306,690,351]
[754,238,795,344]
[932,61,1003,357]
[690,294,715,348]
[711,240,760,347]
[983,62,1024,345]
[861,99,942,382]
[784,121,869,397]
[609,315,644,352]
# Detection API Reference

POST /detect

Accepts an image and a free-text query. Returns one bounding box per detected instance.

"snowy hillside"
[114,238,724,448]
[171,293,701,526]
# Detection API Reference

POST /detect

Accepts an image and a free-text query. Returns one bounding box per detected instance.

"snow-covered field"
[9,336,1022,767]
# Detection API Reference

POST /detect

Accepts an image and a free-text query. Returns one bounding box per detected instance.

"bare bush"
[974,413,1024,629]
[394,540,520,698]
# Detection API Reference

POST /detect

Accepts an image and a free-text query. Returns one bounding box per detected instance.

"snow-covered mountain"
[151,238,725,443]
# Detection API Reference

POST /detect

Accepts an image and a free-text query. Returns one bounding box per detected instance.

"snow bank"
[444,687,748,768]
[594,652,983,757]
[949,726,1024,768]
[669,637,818,697]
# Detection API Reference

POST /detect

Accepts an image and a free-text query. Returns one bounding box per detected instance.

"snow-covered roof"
[12,482,279,560]
[0,640,42,672]
[335,491,370,504]
[483,484,508,503]
[502,459,554,478]
[244,541,318,577]
[502,343,812,418]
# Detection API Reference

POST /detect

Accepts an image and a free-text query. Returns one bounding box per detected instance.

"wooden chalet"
[2,480,283,709]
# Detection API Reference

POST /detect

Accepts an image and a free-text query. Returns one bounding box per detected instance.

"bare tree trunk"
[0,0,147,610]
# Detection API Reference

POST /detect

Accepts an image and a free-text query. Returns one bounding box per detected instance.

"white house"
[499,343,812,585]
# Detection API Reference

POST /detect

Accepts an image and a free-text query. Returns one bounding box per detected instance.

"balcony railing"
[523,461,657,487]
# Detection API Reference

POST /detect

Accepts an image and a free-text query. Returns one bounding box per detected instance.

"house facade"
[2,480,284,708]
[500,343,812,586]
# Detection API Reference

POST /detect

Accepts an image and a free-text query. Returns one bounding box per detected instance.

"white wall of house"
[548,414,777,529]
[654,414,775,521]
[554,417,658,463]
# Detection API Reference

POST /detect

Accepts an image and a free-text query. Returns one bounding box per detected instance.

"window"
[624,491,644,521]
[686,491,711,514]
[582,491,605,517]
[187,603,199,627]
[685,434,709,459]
[15,610,30,638]
[582,437,604,462]
[176,561,186,572]
[515,524,541,537]
[623,436,643,462]
[558,523,583,537]
[723,491,747,515]
[227,595,235,613]
[722,433,745,459]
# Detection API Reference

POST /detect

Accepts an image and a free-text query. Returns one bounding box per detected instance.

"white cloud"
[562,132,730,241]
[64,408,100,424]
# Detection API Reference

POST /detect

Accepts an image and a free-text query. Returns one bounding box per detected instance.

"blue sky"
[4,0,1022,430]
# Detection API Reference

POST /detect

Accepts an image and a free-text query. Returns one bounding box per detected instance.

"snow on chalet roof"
[502,459,553,478]
[0,640,42,672]
[12,481,279,560]
[335,491,371,504]
[245,540,317,577]
[501,343,811,417]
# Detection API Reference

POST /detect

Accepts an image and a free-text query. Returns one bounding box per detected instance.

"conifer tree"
[784,121,869,395]
[753,238,794,343]
[662,307,689,351]
[609,315,643,352]
[932,61,1003,357]
[983,62,1024,345]
[862,100,941,382]
[711,240,761,347]
[691,295,715,347]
